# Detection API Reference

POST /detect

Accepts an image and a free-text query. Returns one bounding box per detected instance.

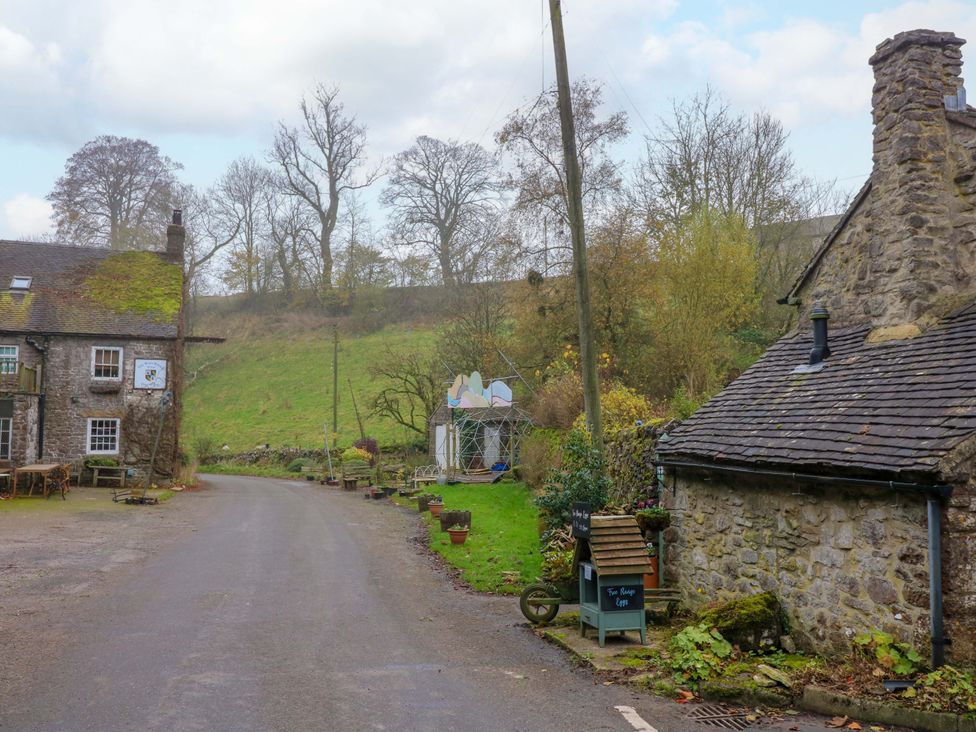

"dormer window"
[10,276,32,290]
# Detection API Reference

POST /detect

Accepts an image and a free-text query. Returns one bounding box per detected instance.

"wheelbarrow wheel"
[519,582,560,624]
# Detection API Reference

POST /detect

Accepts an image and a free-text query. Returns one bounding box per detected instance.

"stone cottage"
[0,212,197,481]
[656,29,976,666]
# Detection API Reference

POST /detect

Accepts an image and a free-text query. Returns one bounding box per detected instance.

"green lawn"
[197,463,309,480]
[398,481,543,595]
[184,324,437,453]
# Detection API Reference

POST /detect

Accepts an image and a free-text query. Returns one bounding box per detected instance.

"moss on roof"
[83,251,182,323]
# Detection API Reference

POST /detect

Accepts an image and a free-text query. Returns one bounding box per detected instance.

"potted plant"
[428,499,444,518]
[447,524,469,545]
[635,505,670,533]
[644,542,659,590]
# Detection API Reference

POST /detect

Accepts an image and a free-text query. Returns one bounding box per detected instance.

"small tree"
[536,429,611,534]
[369,347,443,436]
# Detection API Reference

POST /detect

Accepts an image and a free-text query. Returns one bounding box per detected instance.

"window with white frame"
[0,345,17,375]
[0,417,10,460]
[87,418,120,454]
[91,347,122,380]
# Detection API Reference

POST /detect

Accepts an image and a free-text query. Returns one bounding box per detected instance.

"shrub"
[193,434,217,461]
[669,385,709,420]
[668,623,733,682]
[285,458,314,473]
[535,429,611,534]
[519,428,563,490]
[530,372,583,429]
[354,436,379,456]
[905,666,976,713]
[84,456,119,468]
[572,381,657,437]
[342,446,373,464]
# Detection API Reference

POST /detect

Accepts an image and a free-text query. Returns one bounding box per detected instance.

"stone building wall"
[944,481,976,660]
[41,336,178,479]
[8,394,39,466]
[796,30,976,328]
[661,470,935,657]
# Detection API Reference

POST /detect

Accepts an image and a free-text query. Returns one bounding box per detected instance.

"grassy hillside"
[184,315,439,454]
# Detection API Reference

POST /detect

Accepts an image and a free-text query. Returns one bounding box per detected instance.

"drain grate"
[687,704,753,730]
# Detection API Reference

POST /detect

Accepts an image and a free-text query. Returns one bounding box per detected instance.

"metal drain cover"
[687,704,753,730]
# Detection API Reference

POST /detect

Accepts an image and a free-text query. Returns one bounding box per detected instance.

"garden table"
[12,464,67,499]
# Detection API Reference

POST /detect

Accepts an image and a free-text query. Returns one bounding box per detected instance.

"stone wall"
[944,481,976,660]
[796,30,976,328]
[662,469,935,657]
[605,422,673,504]
[8,394,39,465]
[41,336,178,480]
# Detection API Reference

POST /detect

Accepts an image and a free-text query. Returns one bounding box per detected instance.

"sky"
[1,0,975,239]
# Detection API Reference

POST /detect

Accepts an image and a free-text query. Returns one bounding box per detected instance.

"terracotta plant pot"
[429,502,444,518]
[644,556,659,590]
[447,527,469,545]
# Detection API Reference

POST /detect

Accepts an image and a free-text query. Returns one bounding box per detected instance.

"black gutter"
[656,457,952,668]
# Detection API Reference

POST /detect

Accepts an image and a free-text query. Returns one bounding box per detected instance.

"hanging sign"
[600,584,644,612]
[571,502,591,539]
[134,359,167,390]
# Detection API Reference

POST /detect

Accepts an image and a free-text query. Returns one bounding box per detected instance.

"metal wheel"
[519,582,560,624]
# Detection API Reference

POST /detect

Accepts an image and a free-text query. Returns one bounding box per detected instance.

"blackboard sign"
[571,502,591,539]
[600,584,644,612]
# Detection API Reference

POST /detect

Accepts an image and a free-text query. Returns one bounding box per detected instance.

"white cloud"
[636,0,976,128]
[2,194,53,239]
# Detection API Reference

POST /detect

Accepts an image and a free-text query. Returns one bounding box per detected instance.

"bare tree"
[382,135,504,286]
[265,184,317,299]
[369,347,443,435]
[637,88,838,332]
[271,84,377,290]
[496,79,628,271]
[48,135,182,250]
[213,157,273,296]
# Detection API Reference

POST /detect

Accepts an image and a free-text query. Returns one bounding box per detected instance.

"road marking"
[615,705,659,732]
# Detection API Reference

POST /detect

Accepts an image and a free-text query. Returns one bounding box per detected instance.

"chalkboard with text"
[600,584,644,612]
[571,502,591,539]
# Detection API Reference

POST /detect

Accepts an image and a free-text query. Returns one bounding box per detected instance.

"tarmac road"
[0,475,864,731]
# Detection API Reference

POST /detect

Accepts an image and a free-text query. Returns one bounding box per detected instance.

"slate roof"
[657,302,976,481]
[0,240,177,339]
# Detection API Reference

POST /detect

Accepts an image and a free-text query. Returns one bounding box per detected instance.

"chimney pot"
[810,305,830,366]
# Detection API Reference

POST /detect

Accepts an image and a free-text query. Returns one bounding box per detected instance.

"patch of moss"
[83,251,182,322]
[697,592,782,650]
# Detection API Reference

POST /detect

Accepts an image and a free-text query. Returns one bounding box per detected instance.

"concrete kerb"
[801,687,976,732]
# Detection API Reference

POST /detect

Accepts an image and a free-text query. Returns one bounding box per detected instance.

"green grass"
[197,464,308,479]
[184,324,437,453]
[410,481,543,595]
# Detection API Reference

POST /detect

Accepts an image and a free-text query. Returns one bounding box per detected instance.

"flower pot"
[644,556,659,590]
[429,502,444,518]
[447,528,469,545]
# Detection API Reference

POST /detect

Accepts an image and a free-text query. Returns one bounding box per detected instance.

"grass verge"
[198,463,306,479]
[404,481,543,595]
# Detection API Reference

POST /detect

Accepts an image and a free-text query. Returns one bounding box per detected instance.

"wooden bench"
[112,487,133,503]
[92,465,126,489]
[341,462,373,490]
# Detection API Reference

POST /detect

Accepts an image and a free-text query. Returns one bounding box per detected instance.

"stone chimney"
[794,30,976,328]
[864,30,972,324]
[166,208,185,266]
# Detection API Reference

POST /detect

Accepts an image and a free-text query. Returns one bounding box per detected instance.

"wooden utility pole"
[548,0,604,452]
[332,323,339,434]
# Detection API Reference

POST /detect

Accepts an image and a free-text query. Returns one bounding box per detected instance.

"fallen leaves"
[674,689,696,704]
[826,716,849,728]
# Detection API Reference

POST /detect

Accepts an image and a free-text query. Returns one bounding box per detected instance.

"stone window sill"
[89,381,122,394]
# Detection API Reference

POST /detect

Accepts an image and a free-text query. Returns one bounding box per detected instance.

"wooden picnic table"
[12,463,70,499]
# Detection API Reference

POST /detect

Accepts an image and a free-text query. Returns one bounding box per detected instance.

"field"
[184,322,438,453]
